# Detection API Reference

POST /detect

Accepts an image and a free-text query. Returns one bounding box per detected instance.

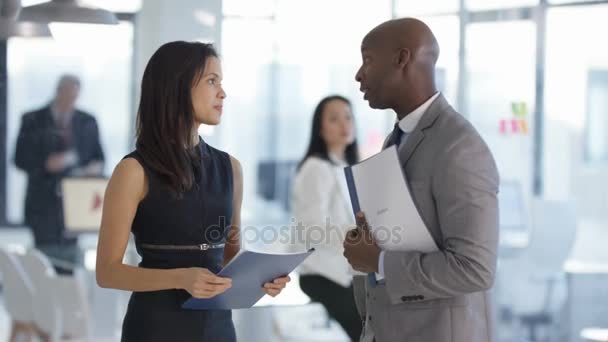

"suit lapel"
[397,94,449,168]
[398,129,425,167]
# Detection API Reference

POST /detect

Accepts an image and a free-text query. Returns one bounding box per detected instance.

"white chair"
[20,249,92,341]
[497,199,577,341]
[28,275,62,342]
[0,247,38,342]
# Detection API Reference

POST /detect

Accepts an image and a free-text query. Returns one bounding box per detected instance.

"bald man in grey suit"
[343,18,499,342]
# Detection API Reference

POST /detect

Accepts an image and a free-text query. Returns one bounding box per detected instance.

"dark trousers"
[37,242,82,275]
[30,216,81,275]
[300,274,362,342]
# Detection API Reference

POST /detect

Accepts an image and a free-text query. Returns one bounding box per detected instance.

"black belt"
[140,243,225,251]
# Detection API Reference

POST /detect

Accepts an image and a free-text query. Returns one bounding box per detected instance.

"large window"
[466,0,538,11]
[414,15,460,107]
[6,21,134,224]
[221,0,392,225]
[585,70,608,163]
[549,0,606,3]
[220,17,277,223]
[219,1,608,340]
[545,5,608,201]
[395,0,459,16]
[465,20,536,200]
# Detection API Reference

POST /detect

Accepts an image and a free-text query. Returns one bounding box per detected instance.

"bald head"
[364,18,439,68]
[355,18,440,116]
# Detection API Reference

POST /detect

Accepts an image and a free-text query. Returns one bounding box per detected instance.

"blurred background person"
[13,74,105,274]
[291,95,362,341]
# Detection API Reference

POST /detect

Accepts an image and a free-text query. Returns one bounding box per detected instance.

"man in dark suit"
[14,74,105,273]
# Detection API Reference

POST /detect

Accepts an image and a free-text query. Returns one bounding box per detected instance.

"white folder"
[344,146,438,253]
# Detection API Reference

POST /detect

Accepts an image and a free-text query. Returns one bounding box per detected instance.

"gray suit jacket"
[353,94,499,342]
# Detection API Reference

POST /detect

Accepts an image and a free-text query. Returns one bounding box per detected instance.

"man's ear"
[395,48,411,69]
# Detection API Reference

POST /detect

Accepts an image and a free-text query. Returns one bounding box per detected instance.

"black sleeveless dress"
[120,139,236,342]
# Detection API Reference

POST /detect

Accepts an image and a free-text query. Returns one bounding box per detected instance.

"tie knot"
[393,122,401,132]
[387,123,404,148]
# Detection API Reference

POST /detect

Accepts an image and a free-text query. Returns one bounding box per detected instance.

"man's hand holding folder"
[343,211,382,274]
[342,146,438,257]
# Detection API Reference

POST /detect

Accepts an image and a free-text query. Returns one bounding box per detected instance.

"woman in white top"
[292,95,361,341]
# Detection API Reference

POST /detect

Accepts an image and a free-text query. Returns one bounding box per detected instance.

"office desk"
[563,219,608,341]
[581,328,608,341]
[564,262,608,342]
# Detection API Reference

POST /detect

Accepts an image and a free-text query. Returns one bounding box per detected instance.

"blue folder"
[343,166,361,215]
[345,163,378,286]
[182,248,314,310]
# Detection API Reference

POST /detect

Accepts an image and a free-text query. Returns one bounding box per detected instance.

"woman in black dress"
[95,41,290,341]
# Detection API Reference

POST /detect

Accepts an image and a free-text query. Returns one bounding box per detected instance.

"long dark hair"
[298,95,359,170]
[136,41,218,195]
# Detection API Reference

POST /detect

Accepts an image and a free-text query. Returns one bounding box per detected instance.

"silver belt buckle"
[199,243,210,251]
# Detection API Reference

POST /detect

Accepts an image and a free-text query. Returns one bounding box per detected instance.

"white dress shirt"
[378,92,440,278]
[292,155,357,287]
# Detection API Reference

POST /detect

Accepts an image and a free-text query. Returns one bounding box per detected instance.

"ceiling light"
[18,0,118,25]
[0,18,52,38]
[0,0,52,38]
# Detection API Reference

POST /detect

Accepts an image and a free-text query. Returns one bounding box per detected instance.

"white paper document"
[344,146,438,253]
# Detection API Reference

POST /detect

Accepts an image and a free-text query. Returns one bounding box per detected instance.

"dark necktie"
[56,113,73,148]
[385,122,404,148]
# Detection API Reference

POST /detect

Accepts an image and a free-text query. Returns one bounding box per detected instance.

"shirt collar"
[50,104,75,122]
[397,92,440,134]
[328,153,347,166]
